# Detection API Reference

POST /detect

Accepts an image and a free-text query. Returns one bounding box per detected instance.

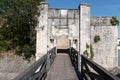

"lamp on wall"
[50,38,54,43]
[73,39,77,44]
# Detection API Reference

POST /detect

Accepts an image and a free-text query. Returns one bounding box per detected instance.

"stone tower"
[79,3,91,56]
[36,2,48,60]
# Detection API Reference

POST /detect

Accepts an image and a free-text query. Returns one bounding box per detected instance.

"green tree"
[0,0,44,59]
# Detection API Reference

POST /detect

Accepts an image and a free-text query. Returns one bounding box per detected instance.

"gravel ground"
[0,52,35,80]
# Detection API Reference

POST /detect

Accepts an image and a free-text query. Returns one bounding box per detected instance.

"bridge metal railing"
[69,47,120,80]
[81,55,120,80]
[69,47,78,70]
[69,47,83,80]
[14,47,56,80]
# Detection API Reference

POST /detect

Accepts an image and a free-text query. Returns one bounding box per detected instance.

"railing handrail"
[81,55,120,80]
[14,47,56,80]
[69,47,120,80]
[14,54,47,80]
[69,47,78,70]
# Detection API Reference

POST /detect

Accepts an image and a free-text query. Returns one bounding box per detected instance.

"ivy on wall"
[83,50,89,57]
[86,43,89,48]
[83,43,94,60]
[90,44,94,60]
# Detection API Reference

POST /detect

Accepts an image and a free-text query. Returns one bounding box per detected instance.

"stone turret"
[36,2,48,60]
[79,3,91,55]
[78,3,91,71]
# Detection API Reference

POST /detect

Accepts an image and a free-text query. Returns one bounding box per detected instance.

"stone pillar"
[36,2,48,60]
[70,39,73,47]
[78,3,90,70]
[79,3,90,54]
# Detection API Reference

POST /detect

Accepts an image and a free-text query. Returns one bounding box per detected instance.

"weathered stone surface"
[79,3,90,55]
[0,53,35,80]
[36,2,48,60]
[91,16,113,26]
[110,67,120,75]
[90,25,117,70]
[68,9,75,18]
[36,2,118,71]
[0,73,19,80]
[57,38,69,49]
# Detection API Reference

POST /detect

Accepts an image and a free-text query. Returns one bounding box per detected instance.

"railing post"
[81,55,88,80]
[69,47,71,56]
[46,52,50,70]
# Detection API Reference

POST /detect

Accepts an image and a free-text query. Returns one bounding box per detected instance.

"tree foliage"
[0,0,44,59]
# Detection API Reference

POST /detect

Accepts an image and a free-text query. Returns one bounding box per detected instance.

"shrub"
[94,35,100,43]
[111,16,119,26]
[22,45,35,60]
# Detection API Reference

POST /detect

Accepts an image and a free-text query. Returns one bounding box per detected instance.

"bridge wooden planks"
[46,53,79,80]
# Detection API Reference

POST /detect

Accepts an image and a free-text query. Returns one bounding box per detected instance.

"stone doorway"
[57,38,69,49]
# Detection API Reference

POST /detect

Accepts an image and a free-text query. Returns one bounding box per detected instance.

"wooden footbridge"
[14,47,120,80]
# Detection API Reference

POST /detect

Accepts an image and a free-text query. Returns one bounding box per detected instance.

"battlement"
[80,3,90,7]
[48,8,79,19]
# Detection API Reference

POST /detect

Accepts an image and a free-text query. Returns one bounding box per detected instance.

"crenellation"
[80,3,90,7]
[68,9,75,19]
[48,9,79,19]
[60,9,67,18]
[48,8,54,18]
[54,9,60,18]
[75,10,79,19]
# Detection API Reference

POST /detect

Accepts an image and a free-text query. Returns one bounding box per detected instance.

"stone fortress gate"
[36,2,118,70]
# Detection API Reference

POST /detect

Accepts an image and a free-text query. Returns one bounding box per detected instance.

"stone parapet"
[80,3,90,7]
[91,16,115,26]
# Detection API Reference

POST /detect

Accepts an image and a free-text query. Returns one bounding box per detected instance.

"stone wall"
[47,8,79,50]
[79,3,90,54]
[90,17,118,70]
[0,52,35,80]
[36,2,118,70]
[48,8,79,37]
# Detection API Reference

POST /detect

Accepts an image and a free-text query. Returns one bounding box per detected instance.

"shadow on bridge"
[14,47,120,80]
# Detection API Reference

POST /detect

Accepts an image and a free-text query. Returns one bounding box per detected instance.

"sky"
[46,0,120,38]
